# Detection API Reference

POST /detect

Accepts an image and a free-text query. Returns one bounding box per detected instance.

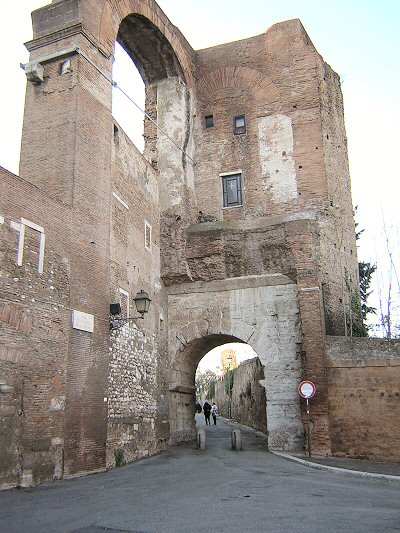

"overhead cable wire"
[77,47,194,164]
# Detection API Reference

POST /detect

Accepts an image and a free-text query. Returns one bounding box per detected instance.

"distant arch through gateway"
[196,343,268,435]
[169,333,249,443]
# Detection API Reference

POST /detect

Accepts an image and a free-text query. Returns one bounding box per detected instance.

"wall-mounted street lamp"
[110,290,151,329]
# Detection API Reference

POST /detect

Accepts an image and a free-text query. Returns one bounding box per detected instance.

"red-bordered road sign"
[298,380,316,399]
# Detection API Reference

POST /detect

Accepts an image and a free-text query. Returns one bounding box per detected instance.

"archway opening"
[112,14,188,170]
[195,342,267,434]
[169,334,268,444]
[112,42,145,152]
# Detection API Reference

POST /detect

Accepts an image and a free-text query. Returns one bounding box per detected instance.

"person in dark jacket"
[203,400,212,425]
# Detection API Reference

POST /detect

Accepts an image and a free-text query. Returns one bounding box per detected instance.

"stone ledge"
[168,385,195,395]
[187,210,318,234]
[167,273,295,295]
[327,359,400,368]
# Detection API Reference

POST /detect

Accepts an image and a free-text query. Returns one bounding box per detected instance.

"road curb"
[271,451,400,482]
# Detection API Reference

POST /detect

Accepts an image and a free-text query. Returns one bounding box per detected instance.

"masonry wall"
[0,167,72,489]
[215,358,267,434]
[186,20,359,453]
[193,20,358,336]
[326,336,400,461]
[107,123,169,467]
[0,0,369,489]
[232,358,267,433]
[318,62,359,335]
[194,21,326,222]
[19,13,116,478]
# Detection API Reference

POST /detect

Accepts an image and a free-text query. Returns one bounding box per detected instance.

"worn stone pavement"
[0,415,399,533]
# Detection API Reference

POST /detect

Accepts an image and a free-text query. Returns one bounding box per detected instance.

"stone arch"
[170,333,246,388]
[167,276,305,449]
[95,0,197,204]
[112,12,191,165]
[117,14,185,84]
[169,333,248,443]
[97,0,195,86]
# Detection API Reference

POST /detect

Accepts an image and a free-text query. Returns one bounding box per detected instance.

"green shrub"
[114,449,125,467]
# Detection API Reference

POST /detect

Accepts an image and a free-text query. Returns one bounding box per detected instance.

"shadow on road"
[194,412,268,453]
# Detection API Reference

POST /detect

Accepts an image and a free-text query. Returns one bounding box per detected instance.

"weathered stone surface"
[215,357,267,434]
[326,337,400,461]
[1,0,394,490]
[167,275,303,449]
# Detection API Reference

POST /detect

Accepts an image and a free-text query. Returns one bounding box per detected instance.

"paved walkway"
[218,416,400,479]
[0,415,399,533]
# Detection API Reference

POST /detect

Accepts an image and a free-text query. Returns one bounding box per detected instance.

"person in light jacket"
[211,402,218,425]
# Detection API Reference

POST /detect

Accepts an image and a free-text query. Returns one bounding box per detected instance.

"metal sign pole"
[306,398,311,458]
[298,381,315,459]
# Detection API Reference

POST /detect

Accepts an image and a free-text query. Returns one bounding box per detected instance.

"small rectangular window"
[144,220,152,252]
[222,173,243,208]
[205,115,214,128]
[234,115,246,135]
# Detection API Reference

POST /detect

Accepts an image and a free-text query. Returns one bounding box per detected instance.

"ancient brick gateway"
[1,0,399,489]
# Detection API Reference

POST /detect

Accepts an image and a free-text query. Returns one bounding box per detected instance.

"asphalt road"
[1,415,399,533]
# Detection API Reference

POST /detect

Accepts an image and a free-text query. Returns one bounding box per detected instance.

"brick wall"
[0,167,72,488]
[318,62,359,335]
[193,18,358,337]
[326,337,400,461]
[0,0,368,488]
[194,21,325,223]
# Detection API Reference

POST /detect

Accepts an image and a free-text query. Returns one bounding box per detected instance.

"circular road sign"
[298,380,316,399]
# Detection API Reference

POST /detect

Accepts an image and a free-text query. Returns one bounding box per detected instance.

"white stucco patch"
[229,283,304,449]
[157,78,195,209]
[258,114,297,202]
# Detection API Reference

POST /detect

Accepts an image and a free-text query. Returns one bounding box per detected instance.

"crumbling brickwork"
[0,168,71,488]
[0,0,384,490]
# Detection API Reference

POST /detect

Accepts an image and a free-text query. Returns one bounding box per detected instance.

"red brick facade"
[1,0,395,489]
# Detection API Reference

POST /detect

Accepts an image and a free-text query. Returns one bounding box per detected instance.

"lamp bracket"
[110,315,144,330]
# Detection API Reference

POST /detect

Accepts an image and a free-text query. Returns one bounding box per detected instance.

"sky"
[1,0,399,344]
[197,342,257,374]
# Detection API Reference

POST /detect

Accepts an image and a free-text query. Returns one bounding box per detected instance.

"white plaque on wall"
[72,310,94,333]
